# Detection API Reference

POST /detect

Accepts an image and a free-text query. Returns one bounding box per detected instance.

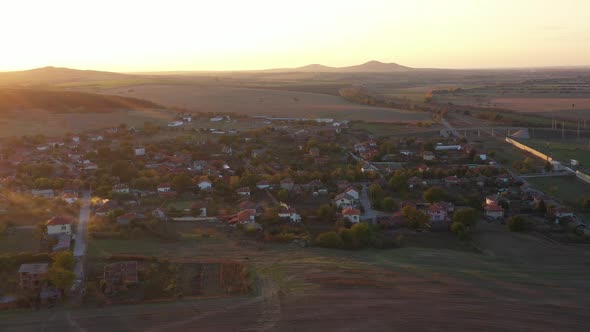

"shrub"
[508,216,526,232]
[315,231,343,248]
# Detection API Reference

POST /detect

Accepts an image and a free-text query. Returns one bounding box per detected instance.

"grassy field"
[0,228,39,253]
[525,139,590,169]
[97,84,432,123]
[525,176,590,207]
[3,219,590,331]
[0,108,176,138]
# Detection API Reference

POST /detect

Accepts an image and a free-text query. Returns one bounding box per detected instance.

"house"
[280,178,295,191]
[342,207,361,223]
[72,136,80,143]
[422,151,435,161]
[553,206,574,219]
[95,200,118,216]
[334,192,355,208]
[407,177,424,189]
[198,177,213,190]
[251,149,267,158]
[256,180,271,190]
[18,263,49,290]
[444,175,461,185]
[236,187,251,196]
[46,215,73,236]
[235,209,257,224]
[62,192,78,204]
[31,189,55,198]
[152,208,167,221]
[89,135,103,142]
[484,203,505,220]
[435,144,462,151]
[191,201,208,217]
[83,163,98,171]
[309,147,320,157]
[278,203,302,222]
[157,183,171,193]
[497,174,512,184]
[222,145,233,154]
[103,261,139,293]
[485,194,505,207]
[116,212,144,225]
[52,234,72,252]
[113,184,130,194]
[342,186,360,200]
[134,147,146,156]
[427,204,449,222]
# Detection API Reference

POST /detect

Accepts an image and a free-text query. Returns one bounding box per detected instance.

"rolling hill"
[0,66,133,86]
[0,88,162,112]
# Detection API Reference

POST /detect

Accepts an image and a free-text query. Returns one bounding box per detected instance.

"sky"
[1,0,589,72]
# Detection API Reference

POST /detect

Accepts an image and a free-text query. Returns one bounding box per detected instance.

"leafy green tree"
[423,187,447,203]
[369,184,384,202]
[171,174,192,193]
[452,208,479,228]
[381,197,398,212]
[51,251,75,270]
[277,189,289,202]
[318,205,336,222]
[402,206,428,229]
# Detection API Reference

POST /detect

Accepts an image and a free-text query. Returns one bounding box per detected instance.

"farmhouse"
[134,147,146,156]
[280,178,295,191]
[46,215,73,236]
[278,204,302,222]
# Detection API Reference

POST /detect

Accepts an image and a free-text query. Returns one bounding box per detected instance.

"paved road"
[73,190,90,283]
[360,184,377,223]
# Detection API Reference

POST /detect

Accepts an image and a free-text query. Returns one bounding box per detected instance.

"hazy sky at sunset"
[2,0,589,72]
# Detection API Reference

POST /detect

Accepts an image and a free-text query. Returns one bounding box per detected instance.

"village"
[0,111,588,309]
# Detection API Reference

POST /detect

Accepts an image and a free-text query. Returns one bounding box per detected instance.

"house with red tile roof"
[46,215,74,236]
[342,207,361,223]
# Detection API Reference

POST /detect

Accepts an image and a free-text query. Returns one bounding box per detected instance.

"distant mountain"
[0,66,131,86]
[265,61,412,73]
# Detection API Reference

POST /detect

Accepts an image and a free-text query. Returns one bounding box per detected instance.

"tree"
[450,222,466,240]
[318,205,336,222]
[507,215,526,232]
[423,187,447,203]
[381,197,398,212]
[277,189,289,202]
[111,160,137,182]
[52,251,75,270]
[171,174,192,193]
[315,231,342,248]
[47,267,76,292]
[369,184,384,202]
[351,223,370,247]
[535,200,547,213]
[402,206,428,229]
[452,208,479,228]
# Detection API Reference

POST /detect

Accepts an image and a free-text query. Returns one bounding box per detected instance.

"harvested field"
[0,108,175,137]
[100,85,431,123]
[490,98,590,112]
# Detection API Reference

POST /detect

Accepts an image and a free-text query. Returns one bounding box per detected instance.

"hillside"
[0,88,161,113]
[0,66,134,86]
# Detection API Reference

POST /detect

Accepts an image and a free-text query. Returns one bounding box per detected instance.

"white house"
[334,192,355,208]
[278,204,302,222]
[113,184,130,194]
[484,203,504,220]
[198,177,213,190]
[46,216,73,236]
[62,193,78,204]
[236,187,251,196]
[342,207,361,223]
[342,187,360,200]
[157,183,171,192]
[134,147,146,156]
[256,180,271,190]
